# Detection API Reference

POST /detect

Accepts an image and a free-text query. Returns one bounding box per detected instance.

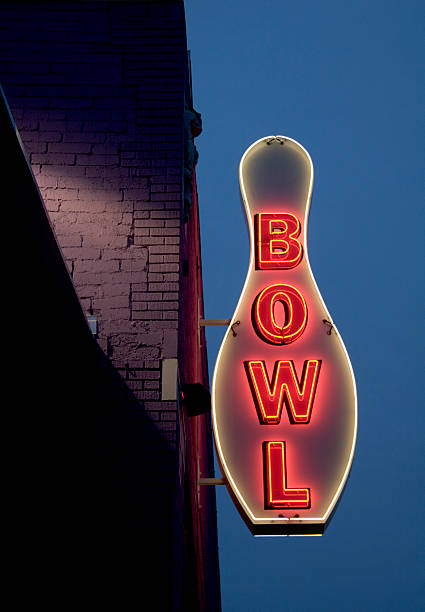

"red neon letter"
[252,284,307,345]
[245,360,321,424]
[255,213,303,269]
[263,442,310,509]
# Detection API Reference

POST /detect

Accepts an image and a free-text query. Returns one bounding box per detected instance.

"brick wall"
[1,2,220,610]
[1,1,185,423]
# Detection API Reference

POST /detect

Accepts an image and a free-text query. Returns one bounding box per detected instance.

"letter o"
[252,284,308,345]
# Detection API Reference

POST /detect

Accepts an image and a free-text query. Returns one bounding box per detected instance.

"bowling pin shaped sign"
[212,136,357,535]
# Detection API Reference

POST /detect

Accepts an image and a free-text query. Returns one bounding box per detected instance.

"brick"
[149,264,179,273]
[148,302,178,310]
[93,295,129,309]
[79,298,91,311]
[150,228,180,236]
[37,134,64,147]
[122,189,150,200]
[56,234,82,248]
[147,273,179,284]
[163,311,178,320]
[55,188,78,201]
[132,311,163,320]
[35,175,58,189]
[31,165,41,176]
[82,120,127,133]
[69,85,124,98]
[148,245,179,254]
[44,199,60,212]
[156,422,176,431]
[91,143,120,155]
[151,211,179,219]
[77,188,123,203]
[102,283,131,297]
[50,211,78,224]
[63,132,105,143]
[61,247,101,260]
[134,203,165,212]
[130,283,148,292]
[135,220,164,228]
[164,202,181,211]
[120,263,147,276]
[31,153,76,165]
[134,237,165,246]
[102,247,147,262]
[133,370,160,380]
[126,381,143,390]
[25,142,47,154]
[59,200,107,213]
[24,110,67,121]
[134,391,161,401]
[41,165,86,178]
[111,345,159,361]
[76,285,102,299]
[48,142,92,154]
[17,97,50,109]
[50,97,93,110]
[39,120,81,132]
[151,193,180,202]
[151,175,180,184]
[74,260,120,274]
[148,283,179,292]
[96,308,130,321]
[148,273,166,282]
[134,211,150,219]
[133,292,162,302]
[144,381,160,390]
[83,235,128,248]
[76,154,119,166]
[85,166,130,178]
[144,360,160,369]
[145,401,177,412]
[71,212,126,224]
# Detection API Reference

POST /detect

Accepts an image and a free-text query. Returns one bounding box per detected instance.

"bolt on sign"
[212,136,357,536]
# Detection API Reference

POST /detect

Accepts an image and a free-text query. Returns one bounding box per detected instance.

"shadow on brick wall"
[5,86,178,607]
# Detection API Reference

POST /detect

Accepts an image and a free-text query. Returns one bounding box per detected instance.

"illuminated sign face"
[212,136,357,536]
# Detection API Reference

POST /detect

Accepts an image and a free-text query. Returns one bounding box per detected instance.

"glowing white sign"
[212,136,357,535]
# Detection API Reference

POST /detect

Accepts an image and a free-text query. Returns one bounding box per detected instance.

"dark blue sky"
[185,1,424,610]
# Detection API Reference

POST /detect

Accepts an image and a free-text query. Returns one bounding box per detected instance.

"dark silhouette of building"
[2,2,220,609]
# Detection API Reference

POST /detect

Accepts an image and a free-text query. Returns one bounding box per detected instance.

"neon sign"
[252,283,308,345]
[245,359,321,425]
[255,213,303,269]
[212,136,357,535]
[263,441,310,509]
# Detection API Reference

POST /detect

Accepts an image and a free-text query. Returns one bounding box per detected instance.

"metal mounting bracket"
[199,319,240,336]
[199,319,231,326]
[199,478,226,486]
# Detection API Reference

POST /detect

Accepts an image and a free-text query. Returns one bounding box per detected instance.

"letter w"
[244,360,321,424]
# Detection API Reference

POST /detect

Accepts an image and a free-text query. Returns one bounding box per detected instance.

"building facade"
[1,1,220,609]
